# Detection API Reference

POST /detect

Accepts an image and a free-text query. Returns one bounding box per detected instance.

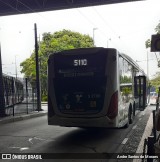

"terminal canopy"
[0,0,143,16]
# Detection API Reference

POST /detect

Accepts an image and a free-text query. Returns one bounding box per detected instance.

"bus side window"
[119,56,133,103]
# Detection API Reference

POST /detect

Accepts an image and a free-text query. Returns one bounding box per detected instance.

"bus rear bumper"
[48,115,117,128]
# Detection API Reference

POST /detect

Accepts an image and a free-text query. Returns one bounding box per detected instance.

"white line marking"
[132,125,137,129]
[142,112,145,116]
[20,147,29,151]
[34,137,46,141]
[9,147,20,149]
[121,138,128,145]
[9,146,29,151]
[28,138,33,144]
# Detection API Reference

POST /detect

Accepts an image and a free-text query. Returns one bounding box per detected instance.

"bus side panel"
[118,54,135,127]
[102,49,119,125]
[48,58,58,125]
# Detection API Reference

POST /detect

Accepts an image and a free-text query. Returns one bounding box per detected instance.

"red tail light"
[107,91,118,119]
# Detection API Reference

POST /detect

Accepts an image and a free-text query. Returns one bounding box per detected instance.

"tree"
[20,29,94,101]
[155,22,160,34]
[150,72,160,93]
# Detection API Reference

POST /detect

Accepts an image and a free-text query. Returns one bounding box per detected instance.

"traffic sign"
[151,34,160,52]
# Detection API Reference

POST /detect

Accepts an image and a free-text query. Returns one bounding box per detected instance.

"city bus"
[48,48,147,128]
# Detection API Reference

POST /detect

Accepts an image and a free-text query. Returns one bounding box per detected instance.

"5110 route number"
[74,59,87,66]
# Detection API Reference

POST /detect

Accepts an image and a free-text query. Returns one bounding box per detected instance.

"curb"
[0,111,47,125]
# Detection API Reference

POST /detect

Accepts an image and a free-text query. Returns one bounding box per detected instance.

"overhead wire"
[92,6,137,55]
[82,7,123,51]
[0,0,137,49]
[91,6,122,49]
[16,0,53,25]
[0,0,156,55]
[76,8,96,28]
[91,5,154,58]
[76,8,105,47]
[0,0,54,28]
[0,0,23,14]
[136,58,157,62]
[76,7,119,48]
[92,6,120,38]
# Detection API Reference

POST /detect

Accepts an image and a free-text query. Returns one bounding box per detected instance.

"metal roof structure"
[0,0,144,16]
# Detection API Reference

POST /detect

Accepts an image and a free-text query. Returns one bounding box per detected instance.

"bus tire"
[133,102,136,117]
[129,105,133,124]
[124,120,129,128]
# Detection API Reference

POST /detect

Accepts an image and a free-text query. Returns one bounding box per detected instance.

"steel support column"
[0,44,6,117]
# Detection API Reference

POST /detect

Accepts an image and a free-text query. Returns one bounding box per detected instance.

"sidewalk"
[133,105,160,162]
[133,111,153,162]
[0,103,47,125]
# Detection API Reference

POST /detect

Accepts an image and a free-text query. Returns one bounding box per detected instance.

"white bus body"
[48,48,147,128]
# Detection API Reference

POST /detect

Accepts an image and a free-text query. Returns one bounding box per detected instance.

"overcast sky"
[0,0,160,79]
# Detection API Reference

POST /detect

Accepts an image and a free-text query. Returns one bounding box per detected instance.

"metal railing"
[3,76,39,116]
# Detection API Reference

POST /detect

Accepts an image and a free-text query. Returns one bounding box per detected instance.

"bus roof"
[120,53,146,76]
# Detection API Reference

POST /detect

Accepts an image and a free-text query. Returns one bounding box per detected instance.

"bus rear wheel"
[129,106,133,124]
[124,119,129,128]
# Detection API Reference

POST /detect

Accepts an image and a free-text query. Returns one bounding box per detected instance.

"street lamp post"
[15,55,18,79]
[147,50,149,79]
[93,28,98,45]
[34,23,42,111]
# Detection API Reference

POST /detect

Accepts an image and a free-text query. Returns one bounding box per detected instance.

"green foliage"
[122,87,132,96]
[120,76,132,83]
[145,21,160,93]
[150,72,160,93]
[42,95,47,102]
[145,21,160,48]
[145,39,151,48]
[155,22,160,34]
[20,29,94,101]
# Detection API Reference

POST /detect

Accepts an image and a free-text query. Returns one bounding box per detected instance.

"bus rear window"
[52,50,108,114]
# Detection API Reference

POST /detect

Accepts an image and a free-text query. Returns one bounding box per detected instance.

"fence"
[3,74,39,116]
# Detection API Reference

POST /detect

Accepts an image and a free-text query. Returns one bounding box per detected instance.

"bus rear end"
[48,48,118,127]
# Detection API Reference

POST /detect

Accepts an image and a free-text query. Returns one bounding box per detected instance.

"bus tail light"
[107,91,118,119]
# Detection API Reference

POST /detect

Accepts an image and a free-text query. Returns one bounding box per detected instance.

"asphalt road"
[0,105,156,162]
